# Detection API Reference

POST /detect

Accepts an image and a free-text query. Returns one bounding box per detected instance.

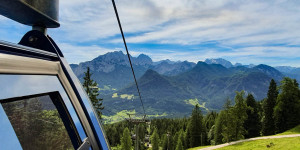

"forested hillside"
[103,62,285,117]
[104,77,300,150]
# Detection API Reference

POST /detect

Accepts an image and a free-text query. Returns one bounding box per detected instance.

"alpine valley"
[70,51,300,121]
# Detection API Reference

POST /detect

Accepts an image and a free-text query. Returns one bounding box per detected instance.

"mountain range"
[70,51,299,117]
[70,51,196,94]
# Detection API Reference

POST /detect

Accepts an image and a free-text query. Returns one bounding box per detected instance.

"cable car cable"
[111,0,146,117]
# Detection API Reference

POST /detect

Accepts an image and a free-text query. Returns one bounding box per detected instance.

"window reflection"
[1,95,74,150]
[0,74,86,140]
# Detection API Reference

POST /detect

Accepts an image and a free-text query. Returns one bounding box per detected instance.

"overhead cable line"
[111,0,146,117]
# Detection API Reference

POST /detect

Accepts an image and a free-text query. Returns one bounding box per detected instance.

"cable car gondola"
[0,0,110,149]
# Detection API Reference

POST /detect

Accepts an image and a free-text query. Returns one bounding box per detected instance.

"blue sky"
[1,0,300,67]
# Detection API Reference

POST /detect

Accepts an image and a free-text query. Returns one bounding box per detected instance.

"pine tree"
[221,98,235,143]
[185,122,191,148]
[161,134,168,150]
[214,99,231,145]
[262,79,278,135]
[121,128,132,150]
[294,79,299,87]
[173,131,180,148]
[178,129,185,149]
[204,111,218,132]
[106,126,118,146]
[204,111,218,144]
[244,94,261,138]
[187,104,205,147]
[214,111,224,145]
[222,91,248,142]
[137,124,146,150]
[232,91,247,140]
[208,125,215,145]
[83,67,104,119]
[167,133,174,150]
[274,77,300,133]
[151,128,159,150]
[175,138,184,150]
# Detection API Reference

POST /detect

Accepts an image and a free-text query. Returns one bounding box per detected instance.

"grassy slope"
[219,137,300,150]
[189,125,300,150]
[187,146,211,150]
[103,109,168,124]
[276,125,300,135]
[184,98,209,111]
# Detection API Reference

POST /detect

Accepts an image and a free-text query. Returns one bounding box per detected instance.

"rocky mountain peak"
[135,54,153,66]
[253,64,284,81]
[205,58,233,68]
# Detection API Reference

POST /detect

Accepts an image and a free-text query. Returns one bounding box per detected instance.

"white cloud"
[52,0,172,42]
[51,0,300,47]
[1,0,300,67]
[2,0,300,46]
[122,0,300,46]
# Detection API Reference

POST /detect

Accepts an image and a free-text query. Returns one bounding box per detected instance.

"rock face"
[205,58,233,68]
[135,54,153,67]
[70,51,150,93]
[150,61,196,76]
[76,51,152,73]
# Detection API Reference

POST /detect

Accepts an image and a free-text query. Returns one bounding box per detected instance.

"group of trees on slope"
[104,77,300,149]
[83,67,104,119]
[214,77,300,145]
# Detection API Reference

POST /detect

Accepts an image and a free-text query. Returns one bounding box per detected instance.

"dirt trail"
[199,134,300,150]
